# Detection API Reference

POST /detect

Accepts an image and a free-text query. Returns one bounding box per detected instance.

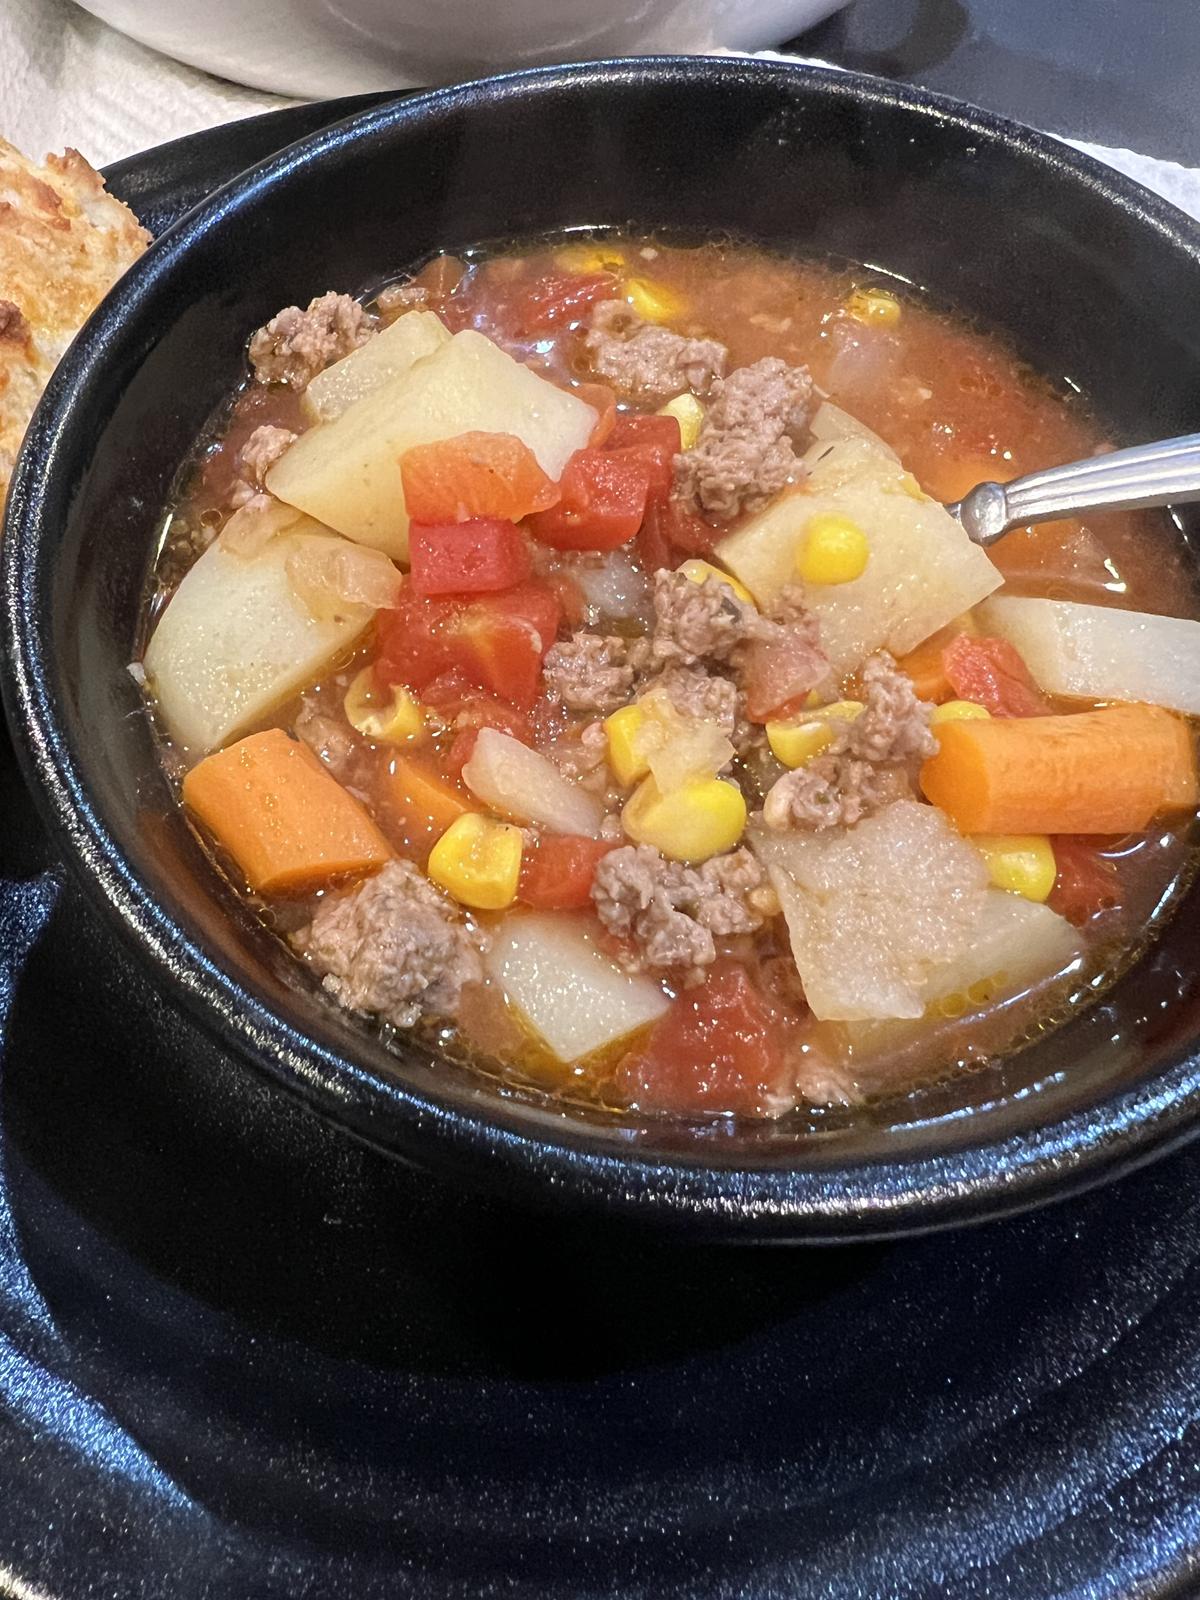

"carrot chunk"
[921,703,1198,835]
[182,728,392,895]
[377,753,474,853]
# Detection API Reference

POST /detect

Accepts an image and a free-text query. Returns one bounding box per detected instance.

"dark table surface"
[802,0,1198,168]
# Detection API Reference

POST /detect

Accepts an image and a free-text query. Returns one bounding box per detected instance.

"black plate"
[3,98,1200,1599]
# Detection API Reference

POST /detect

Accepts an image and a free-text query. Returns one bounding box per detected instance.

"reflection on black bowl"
[6,57,1200,1241]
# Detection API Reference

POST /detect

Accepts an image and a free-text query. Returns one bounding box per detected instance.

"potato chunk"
[267,330,597,561]
[749,802,991,1022]
[301,310,450,423]
[144,513,374,755]
[717,404,1003,675]
[980,594,1200,716]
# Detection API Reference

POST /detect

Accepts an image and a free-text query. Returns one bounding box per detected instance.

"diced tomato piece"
[376,581,561,709]
[741,625,831,722]
[514,271,617,334]
[409,519,533,596]
[942,634,1050,718]
[527,448,653,552]
[637,495,721,570]
[1048,835,1123,925]
[518,835,615,910]
[605,412,681,500]
[616,960,789,1117]
[401,432,559,525]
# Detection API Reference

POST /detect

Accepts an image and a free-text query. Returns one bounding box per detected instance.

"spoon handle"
[950,433,1200,546]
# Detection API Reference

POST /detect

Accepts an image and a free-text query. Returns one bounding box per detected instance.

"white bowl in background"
[71,0,851,100]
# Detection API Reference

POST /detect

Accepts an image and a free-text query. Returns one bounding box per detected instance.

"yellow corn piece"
[556,241,626,274]
[930,699,992,726]
[846,286,902,326]
[343,666,425,744]
[766,700,864,769]
[658,392,705,451]
[624,277,685,323]
[622,774,746,863]
[972,834,1057,903]
[427,813,523,910]
[677,558,755,607]
[604,703,651,787]
[795,512,870,586]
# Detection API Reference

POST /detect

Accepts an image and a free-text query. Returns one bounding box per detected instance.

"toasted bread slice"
[0,140,149,502]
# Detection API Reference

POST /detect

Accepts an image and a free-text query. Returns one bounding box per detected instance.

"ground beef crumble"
[249,291,374,390]
[584,299,727,403]
[230,423,298,508]
[543,632,649,714]
[762,652,935,830]
[592,843,776,984]
[675,356,816,522]
[651,568,769,666]
[294,859,483,1029]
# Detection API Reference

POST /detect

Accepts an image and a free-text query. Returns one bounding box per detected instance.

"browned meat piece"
[248,291,374,390]
[294,859,483,1029]
[230,423,298,507]
[675,356,815,522]
[852,651,938,764]
[592,843,774,983]
[762,755,907,830]
[651,569,769,667]
[375,282,432,319]
[584,300,727,403]
[761,652,934,830]
[543,632,648,713]
[655,663,739,732]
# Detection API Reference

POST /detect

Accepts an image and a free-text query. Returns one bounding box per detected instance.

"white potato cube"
[301,310,450,423]
[486,912,670,1063]
[717,404,1002,676]
[267,329,597,561]
[980,594,1200,715]
[750,802,991,1022]
[144,519,373,755]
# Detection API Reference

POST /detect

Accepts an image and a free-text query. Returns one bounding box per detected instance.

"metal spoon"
[947,433,1200,546]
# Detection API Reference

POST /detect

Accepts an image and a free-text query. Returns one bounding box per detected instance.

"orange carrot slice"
[400,431,560,524]
[921,703,1198,835]
[377,753,474,853]
[183,728,392,895]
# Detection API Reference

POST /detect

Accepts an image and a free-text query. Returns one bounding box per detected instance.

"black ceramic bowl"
[6,58,1200,1242]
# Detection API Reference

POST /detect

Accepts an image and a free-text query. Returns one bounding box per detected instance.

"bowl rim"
[7,53,1200,1241]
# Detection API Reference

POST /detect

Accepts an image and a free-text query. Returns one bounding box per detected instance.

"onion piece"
[571,550,653,625]
[285,538,404,622]
[485,911,669,1063]
[462,727,604,837]
[218,494,305,558]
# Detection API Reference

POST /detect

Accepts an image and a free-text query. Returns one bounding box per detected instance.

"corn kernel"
[972,834,1057,903]
[344,667,425,744]
[658,392,706,451]
[604,703,650,787]
[427,813,523,910]
[624,277,685,323]
[766,700,865,769]
[795,512,870,586]
[846,286,902,326]
[930,699,991,726]
[556,241,626,274]
[677,558,755,607]
[622,774,747,863]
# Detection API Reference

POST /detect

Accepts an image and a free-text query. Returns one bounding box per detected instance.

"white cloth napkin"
[3,0,1199,230]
